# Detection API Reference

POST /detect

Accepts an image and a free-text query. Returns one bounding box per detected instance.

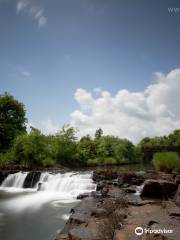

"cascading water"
[0,171,96,240]
[1,171,96,196]
[1,172,28,188]
[0,171,96,211]
[37,172,96,196]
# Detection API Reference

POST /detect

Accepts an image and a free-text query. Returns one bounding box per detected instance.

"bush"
[12,129,51,167]
[103,157,117,165]
[87,158,100,166]
[0,150,15,167]
[152,152,180,172]
[42,158,56,167]
[87,157,117,166]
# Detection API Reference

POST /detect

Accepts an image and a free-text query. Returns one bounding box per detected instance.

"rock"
[114,209,127,220]
[121,183,130,188]
[144,234,169,240]
[96,181,106,191]
[113,230,127,240]
[101,187,109,197]
[55,233,69,240]
[91,208,107,217]
[23,171,41,188]
[125,187,136,194]
[174,184,180,206]
[141,180,177,199]
[128,199,157,206]
[93,171,118,182]
[69,227,98,240]
[175,175,180,186]
[77,192,91,200]
[169,212,180,218]
[91,191,102,198]
[69,213,88,224]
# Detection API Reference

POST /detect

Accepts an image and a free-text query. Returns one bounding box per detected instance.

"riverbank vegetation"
[0,93,180,171]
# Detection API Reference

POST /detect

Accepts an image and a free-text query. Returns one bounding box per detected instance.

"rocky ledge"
[55,170,180,240]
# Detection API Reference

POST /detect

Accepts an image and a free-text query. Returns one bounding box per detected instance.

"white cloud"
[16,0,47,28]
[70,69,180,143]
[40,120,59,135]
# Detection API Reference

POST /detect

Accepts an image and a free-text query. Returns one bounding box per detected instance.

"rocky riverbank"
[55,170,180,240]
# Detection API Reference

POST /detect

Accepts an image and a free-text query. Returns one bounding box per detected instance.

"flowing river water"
[0,171,96,240]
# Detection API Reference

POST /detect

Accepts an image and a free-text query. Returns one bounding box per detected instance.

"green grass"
[152,152,180,172]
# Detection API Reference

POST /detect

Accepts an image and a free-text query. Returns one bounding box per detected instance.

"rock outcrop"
[141,179,177,199]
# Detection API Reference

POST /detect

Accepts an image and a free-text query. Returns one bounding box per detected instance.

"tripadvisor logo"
[135,226,173,236]
[135,227,143,236]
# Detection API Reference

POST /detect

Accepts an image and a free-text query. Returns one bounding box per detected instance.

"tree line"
[0,93,180,168]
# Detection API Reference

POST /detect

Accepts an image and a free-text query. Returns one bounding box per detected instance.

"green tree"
[95,128,103,139]
[77,135,97,163]
[55,125,77,166]
[12,128,50,167]
[0,93,27,151]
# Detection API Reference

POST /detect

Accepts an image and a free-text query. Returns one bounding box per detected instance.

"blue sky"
[0,0,180,141]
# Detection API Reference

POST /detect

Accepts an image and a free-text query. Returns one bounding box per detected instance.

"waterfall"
[0,171,96,212]
[1,171,96,197]
[37,172,96,195]
[1,172,28,188]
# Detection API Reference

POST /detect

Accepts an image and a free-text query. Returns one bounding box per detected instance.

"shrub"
[103,157,117,165]
[0,150,15,167]
[12,130,49,167]
[152,152,180,172]
[87,158,100,166]
[42,158,56,167]
[87,157,117,166]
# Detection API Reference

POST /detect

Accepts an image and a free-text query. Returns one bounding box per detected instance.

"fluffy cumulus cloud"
[70,69,180,143]
[27,120,59,135]
[16,0,47,28]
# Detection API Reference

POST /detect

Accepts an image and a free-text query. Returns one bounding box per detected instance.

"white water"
[1,172,28,188]
[0,171,96,212]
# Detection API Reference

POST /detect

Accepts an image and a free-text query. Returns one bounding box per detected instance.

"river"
[0,171,96,240]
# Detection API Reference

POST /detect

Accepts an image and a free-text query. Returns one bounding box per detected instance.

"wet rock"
[55,233,69,240]
[23,171,41,188]
[96,181,106,191]
[141,180,177,199]
[70,213,88,224]
[91,191,102,198]
[77,192,91,200]
[125,187,136,194]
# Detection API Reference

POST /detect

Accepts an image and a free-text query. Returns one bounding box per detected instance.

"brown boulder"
[141,180,177,199]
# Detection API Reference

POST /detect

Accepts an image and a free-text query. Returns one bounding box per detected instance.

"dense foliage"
[137,130,180,163]
[0,93,26,151]
[0,93,180,170]
[153,152,180,172]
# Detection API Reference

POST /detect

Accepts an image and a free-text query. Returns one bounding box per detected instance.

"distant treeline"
[0,93,180,168]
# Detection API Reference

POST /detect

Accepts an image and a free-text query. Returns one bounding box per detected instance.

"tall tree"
[0,93,27,151]
[95,128,103,139]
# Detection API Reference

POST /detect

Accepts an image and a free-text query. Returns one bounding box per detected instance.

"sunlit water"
[0,171,96,240]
